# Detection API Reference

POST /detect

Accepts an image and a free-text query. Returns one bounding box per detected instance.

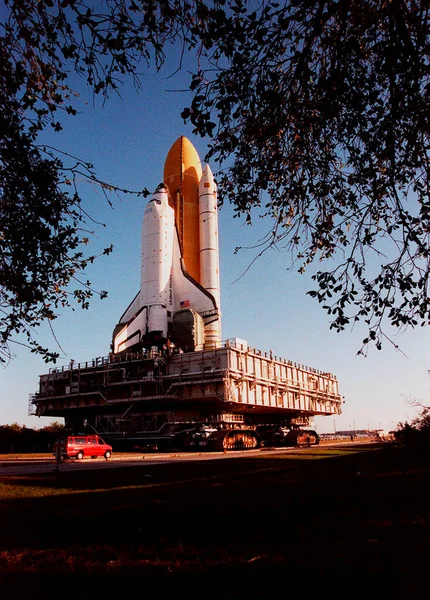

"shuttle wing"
[117,292,140,325]
[112,307,147,354]
[172,225,219,315]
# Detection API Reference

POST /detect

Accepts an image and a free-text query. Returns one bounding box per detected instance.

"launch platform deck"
[32,340,342,433]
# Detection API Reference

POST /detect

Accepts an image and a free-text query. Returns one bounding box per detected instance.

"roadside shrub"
[395,406,430,453]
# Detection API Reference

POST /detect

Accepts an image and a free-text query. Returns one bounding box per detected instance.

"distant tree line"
[0,422,64,454]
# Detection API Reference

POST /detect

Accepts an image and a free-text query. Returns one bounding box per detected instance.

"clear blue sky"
[1,43,428,433]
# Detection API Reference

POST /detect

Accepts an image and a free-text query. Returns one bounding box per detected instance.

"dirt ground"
[0,443,428,597]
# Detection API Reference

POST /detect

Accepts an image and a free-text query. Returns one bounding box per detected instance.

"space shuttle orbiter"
[112,137,221,354]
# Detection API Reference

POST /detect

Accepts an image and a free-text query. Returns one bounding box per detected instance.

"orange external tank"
[163,136,202,283]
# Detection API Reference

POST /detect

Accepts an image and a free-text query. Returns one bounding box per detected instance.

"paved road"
[0,448,300,476]
[0,442,370,476]
[0,451,237,476]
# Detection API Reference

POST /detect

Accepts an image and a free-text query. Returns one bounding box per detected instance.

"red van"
[54,435,112,460]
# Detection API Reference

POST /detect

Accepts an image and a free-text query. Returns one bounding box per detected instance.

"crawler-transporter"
[32,338,342,451]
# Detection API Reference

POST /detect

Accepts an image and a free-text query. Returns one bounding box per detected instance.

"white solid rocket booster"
[199,164,221,347]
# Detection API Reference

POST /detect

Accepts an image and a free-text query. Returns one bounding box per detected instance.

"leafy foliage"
[1,0,429,363]
[0,0,149,363]
[184,0,429,352]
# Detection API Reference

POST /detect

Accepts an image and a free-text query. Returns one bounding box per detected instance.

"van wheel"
[76,451,84,460]
[104,450,112,459]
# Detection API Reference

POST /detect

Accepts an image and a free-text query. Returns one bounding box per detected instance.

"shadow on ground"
[0,444,428,596]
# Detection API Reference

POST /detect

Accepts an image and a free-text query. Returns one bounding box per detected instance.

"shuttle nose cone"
[149,183,172,205]
[154,182,168,194]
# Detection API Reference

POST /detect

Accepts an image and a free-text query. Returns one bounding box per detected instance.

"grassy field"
[0,443,428,597]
